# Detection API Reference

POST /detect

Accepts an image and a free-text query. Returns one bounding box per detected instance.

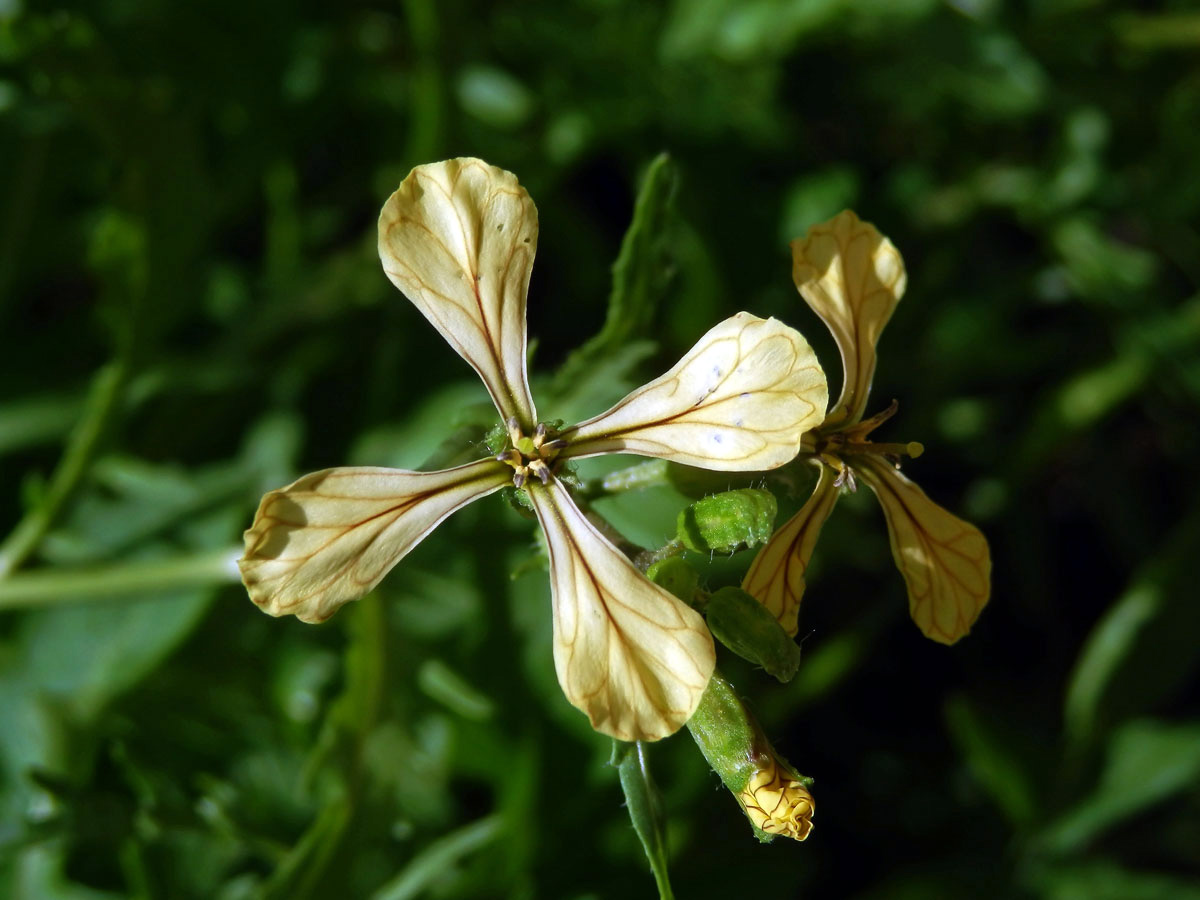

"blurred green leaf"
[779,166,860,244]
[262,597,388,900]
[1036,719,1200,855]
[416,660,495,722]
[0,393,83,456]
[1033,861,1200,900]
[1115,13,1200,50]
[944,695,1037,827]
[369,815,503,900]
[1052,217,1158,307]
[1064,506,1200,748]
[456,65,534,130]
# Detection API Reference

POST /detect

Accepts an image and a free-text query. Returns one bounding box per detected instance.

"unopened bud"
[646,557,700,608]
[706,586,801,682]
[677,489,777,554]
[738,755,815,841]
[686,671,815,842]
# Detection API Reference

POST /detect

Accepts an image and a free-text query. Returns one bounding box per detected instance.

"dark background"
[2,1,1199,897]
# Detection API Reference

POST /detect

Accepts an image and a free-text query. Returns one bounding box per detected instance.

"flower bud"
[676,489,777,554]
[737,754,815,841]
[686,671,815,842]
[705,586,802,682]
[646,556,700,608]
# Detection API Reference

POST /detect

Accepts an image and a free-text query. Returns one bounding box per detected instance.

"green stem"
[401,0,442,164]
[633,539,685,573]
[0,363,129,577]
[614,741,676,900]
[0,547,242,610]
[580,459,670,498]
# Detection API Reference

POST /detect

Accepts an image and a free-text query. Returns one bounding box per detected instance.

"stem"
[614,741,676,900]
[579,459,670,498]
[401,0,443,164]
[0,362,128,578]
[633,539,685,573]
[0,547,242,610]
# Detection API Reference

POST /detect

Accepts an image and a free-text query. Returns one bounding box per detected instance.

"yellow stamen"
[498,422,565,487]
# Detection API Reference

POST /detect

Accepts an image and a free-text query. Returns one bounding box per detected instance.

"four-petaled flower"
[742,211,991,644]
[239,158,829,741]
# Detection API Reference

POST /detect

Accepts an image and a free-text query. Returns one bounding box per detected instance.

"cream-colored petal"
[792,210,906,426]
[737,752,816,842]
[559,313,827,471]
[740,466,840,637]
[378,158,538,428]
[526,478,716,741]
[239,459,511,624]
[855,457,990,645]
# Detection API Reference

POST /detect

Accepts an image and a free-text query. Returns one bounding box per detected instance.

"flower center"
[495,418,568,488]
[814,399,924,491]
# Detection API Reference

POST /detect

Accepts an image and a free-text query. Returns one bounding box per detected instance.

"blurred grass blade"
[262,597,389,899]
[1064,506,1200,750]
[613,740,675,900]
[370,815,503,900]
[0,392,83,456]
[1033,861,1200,900]
[260,798,353,900]
[1036,719,1200,855]
[1116,12,1200,50]
[0,363,127,577]
[0,548,241,610]
[1015,296,1200,474]
[944,695,1037,827]
[416,659,496,721]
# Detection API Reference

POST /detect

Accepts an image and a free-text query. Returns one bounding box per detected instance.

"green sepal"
[676,489,777,554]
[500,485,534,517]
[483,420,509,455]
[706,586,802,682]
[686,672,760,796]
[646,557,700,608]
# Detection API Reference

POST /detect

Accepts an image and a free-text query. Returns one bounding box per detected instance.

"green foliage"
[2,0,1198,897]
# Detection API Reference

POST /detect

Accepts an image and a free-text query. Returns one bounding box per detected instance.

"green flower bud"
[646,556,700,608]
[676,489,777,554]
[706,586,802,683]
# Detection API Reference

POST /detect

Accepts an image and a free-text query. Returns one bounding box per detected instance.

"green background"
[2,1,1199,897]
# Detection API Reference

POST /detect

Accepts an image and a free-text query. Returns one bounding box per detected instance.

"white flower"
[742,211,991,644]
[240,159,828,740]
